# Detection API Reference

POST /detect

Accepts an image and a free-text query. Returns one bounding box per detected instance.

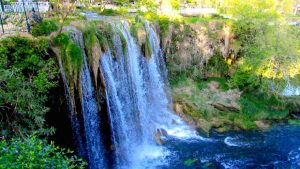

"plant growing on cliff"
[0,37,57,137]
[0,134,87,169]
[204,50,229,77]
[66,42,84,83]
[31,20,58,37]
[53,33,83,84]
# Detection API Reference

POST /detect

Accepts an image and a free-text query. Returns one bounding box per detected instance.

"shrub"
[204,50,229,77]
[0,36,57,137]
[0,135,87,169]
[230,68,257,89]
[53,33,70,47]
[31,20,58,37]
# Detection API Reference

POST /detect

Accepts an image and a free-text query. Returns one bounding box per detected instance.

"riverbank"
[171,77,300,133]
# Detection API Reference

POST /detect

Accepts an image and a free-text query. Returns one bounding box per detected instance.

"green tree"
[0,37,58,137]
[230,0,300,93]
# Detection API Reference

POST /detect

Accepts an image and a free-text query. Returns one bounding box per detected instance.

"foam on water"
[224,136,251,147]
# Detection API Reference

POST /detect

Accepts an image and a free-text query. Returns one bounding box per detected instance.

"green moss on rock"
[53,33,83,84]
[145,35,152,58]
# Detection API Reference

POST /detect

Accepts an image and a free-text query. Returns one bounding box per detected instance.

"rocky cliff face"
[157,20,295,133]
[157,20,245,133]
[161,21,238,73]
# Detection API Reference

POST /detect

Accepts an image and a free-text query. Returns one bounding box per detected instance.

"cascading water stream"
[144,22,198,138]
[100,22,198,169]
[67,28,107,169]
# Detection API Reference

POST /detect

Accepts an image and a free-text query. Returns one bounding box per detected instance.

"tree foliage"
[0,134,86,169]
[0,37,58,137]
[222,0,299,15]
[228,0,300,93]
[180,0,298,15]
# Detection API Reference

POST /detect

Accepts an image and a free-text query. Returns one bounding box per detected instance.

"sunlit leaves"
[0,134,87,169]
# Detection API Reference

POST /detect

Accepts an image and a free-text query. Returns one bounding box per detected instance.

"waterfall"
[56,47,87,158]
[59,20,198,169]
[67,28,107,169]
[281,78,300,96]
[100,22,197,169]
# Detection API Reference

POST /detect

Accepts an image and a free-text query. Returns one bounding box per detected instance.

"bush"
[0,36,57,137]
[31,20,58,37]
[204,51,229,77]
[53,33,70,47]
[0,135,86,169]
[230,68,257,89]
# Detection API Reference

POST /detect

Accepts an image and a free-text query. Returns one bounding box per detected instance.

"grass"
[130,21,144,42]
[239,92,289,120]
[47,16,86,26]
[288,120,300,125]
[184,14,229,24]
[65,42,83,82]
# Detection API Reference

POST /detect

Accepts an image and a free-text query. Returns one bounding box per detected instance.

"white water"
[281,78,300,96]
[68,29,107,169]
[100,22,198,169]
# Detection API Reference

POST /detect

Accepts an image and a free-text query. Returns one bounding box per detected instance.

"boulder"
[160,128,168,137]
[173,103,183,114]
[208,87,241,112]
[154,128,168,145]
[255,120,270,130]
[210,102,240,112]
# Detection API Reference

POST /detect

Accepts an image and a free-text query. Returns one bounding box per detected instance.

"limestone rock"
[137,26,146,47]
[255,121,270,130]
[155,128,168,145]
[173,103,183,114]
[210,102,240,112]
